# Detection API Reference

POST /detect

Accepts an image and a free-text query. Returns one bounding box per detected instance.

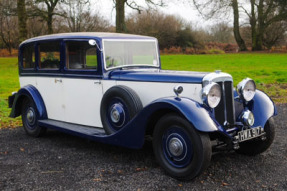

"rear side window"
[39,41,60,69]
[22,44,35,69]
[66,41,97,70]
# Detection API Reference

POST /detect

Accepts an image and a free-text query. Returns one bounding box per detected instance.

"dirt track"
[0,104,286,191]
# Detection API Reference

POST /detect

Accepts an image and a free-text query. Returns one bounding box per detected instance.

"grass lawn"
[162,53,287,103]
[0,53,286,128]
[0,57,22,128]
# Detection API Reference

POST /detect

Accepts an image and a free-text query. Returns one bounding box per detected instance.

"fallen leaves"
[93,178,102,182]
[0,151,8,155]
[222,182,229,186]
[135,167,148,172]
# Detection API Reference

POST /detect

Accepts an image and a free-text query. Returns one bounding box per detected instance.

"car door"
[62,40,103,127]
[35,41,66,122]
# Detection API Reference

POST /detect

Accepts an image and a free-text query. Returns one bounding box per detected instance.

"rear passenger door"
[35,41,66,122]
[63,40,103,127]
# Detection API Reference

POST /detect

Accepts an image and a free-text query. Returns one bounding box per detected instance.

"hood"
[107,69,208,84]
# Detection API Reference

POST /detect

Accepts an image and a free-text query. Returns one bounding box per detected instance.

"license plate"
[237,127,265,142]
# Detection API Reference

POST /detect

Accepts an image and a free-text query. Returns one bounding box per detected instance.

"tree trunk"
[232,0,247,51]
[17,0,28,42]
[254,0,265,50]
[250,0,257,50]
[116,0,127,33]
[47,12,53,34]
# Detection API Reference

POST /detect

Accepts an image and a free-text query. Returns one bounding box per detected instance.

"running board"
[38,119,106,136]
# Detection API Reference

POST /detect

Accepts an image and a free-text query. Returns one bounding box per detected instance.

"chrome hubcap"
[168,137,184,157]
[110,107,120,123]
[26,108,35,124]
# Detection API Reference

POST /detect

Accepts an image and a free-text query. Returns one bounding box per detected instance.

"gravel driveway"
[0,104,286,191]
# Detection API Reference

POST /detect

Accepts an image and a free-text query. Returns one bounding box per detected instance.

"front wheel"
[236,118,275,156]
[21,98,46,137]
[152,113,211,180]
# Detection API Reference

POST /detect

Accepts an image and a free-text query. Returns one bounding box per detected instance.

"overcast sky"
[93,0,230,29]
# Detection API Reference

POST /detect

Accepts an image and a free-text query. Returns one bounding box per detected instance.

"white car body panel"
[20,76,203,128]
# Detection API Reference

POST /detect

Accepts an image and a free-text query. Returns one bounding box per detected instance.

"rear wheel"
[152,113,211,180]
[21,98,46,137]
[236,118,275,156]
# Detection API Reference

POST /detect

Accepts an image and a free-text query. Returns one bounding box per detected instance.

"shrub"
[206,49,225,54]
[0,49,18,57]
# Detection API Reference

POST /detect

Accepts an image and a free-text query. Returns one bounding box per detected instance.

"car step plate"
[237,126,265,142]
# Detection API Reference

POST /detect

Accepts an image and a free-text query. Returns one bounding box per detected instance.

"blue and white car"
[9,32,277,180]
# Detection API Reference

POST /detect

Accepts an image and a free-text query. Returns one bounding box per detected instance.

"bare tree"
[113,0,165,33]
[64,0,90,32]
[0,0,18,54]
[192,0,247,51]
[29,0,64,34]
[245,0,287,50]
[210,22,234,43]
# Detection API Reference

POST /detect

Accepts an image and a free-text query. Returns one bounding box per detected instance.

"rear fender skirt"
[9,85,47,119]
[247,90,277,128]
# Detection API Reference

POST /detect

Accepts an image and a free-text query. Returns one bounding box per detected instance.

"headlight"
[237,78,256,102]
[202,82,221,108]
[242,110,255,127]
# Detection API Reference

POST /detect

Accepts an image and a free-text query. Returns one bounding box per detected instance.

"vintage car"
[9,32,277,180]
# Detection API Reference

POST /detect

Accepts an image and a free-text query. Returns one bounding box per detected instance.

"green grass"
[161,53,287,103]
[161,53,287,84]
[0,53,286,128]
[0,57,21,128]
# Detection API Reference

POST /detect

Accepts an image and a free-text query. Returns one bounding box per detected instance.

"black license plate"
[237,127,265,142]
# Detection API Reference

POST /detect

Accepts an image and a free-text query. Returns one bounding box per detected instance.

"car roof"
[20,32,157,46]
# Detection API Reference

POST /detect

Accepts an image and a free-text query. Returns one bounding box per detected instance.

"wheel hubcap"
[111,107,120,123]
[162,127,193,168]
[168,137,184,157]
[26,108,35,124]
[109,103,126,128]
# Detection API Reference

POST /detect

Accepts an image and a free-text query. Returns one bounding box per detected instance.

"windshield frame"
[102,39,160,71]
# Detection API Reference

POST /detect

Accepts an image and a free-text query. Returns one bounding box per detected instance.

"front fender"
[104,96,219,149]
[247,90,277,128]
[9,85,47,119]
[141,97,218,132]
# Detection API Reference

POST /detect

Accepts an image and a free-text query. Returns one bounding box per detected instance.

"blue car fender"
[10,85,47,119]
[140,97,218,132]
[105,97,219,149]
[247,90,277,128]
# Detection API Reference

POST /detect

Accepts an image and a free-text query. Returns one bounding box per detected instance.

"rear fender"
[9,85,47,119]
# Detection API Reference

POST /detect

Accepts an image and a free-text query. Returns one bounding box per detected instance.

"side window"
[22,44,35,69]
[66,41,98,70]
[39,41,60,69]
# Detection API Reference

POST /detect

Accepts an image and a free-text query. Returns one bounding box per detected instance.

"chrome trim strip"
[203,72,233,87]
[222,82,228,126]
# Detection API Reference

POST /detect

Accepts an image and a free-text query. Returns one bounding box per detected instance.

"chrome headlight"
[242,110,255,127]
[237,78,256,102]
[202,82,221,108]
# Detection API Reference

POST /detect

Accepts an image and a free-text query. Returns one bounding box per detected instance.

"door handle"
[94,80,101,85]
[55,79,62,83]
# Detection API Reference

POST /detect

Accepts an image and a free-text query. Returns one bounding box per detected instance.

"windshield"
[103,40,159,70]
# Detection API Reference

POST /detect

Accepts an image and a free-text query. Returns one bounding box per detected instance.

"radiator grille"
[214,81,235,128]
